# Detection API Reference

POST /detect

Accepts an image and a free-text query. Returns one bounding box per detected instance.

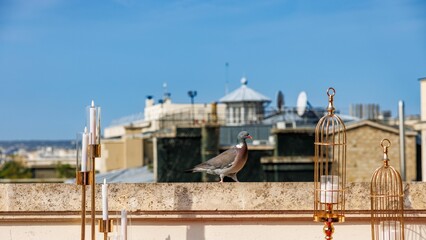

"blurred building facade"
[416,77,426,181]
[219,77,271,125]
[100,78,420,182]
[0,142,76,182]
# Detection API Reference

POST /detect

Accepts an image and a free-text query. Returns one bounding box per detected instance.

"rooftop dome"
[219,77,271,103]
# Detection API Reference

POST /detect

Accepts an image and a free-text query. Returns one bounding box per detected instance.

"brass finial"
[381,139,391,166]
[326,87,336,114]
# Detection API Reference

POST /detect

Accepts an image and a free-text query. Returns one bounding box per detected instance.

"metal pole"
[225,62,229,94]
[398,100,406,181]
[191,97,194,124]
[81,181,86,240]
[188,91,197,125]
[90,145,99,240]
[91,153,96,240]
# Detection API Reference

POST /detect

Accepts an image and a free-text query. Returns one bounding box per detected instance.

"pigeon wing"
[193,147,238,171]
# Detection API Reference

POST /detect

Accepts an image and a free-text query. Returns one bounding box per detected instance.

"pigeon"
[186,131,252,182]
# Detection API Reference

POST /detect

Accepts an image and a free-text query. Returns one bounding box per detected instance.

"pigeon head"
[237,131,253,142]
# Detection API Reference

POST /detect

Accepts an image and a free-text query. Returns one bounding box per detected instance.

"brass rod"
[91,154,95,240]
[77,171,89,240]
[81,184,86,240]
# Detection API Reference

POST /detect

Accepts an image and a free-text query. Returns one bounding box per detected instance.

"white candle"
[379,221,399,240]
[121,209,127,240]
[81,127,89,172]
[89,100,96,144]
[102,178,108,220]
[320,175,339,204]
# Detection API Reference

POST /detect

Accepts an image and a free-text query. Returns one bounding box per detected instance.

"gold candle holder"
[72,102,103,240]
[76,128,92,240]
[98,219,113,240]
[76,171,92,185]
[313,88,347,240]
[90,144,101,240]
[370,139,405,240]
[76,171,89,240]
[89,144,102,159]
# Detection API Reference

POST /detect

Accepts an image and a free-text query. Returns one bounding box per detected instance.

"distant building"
[99,125,146,173]
[349,103,394,122]
[262,119,418,182]
[416,77,426,181]
[102,90,227,173]
[219,77,271,125]
[345,120,418,182]
[101,78,274,175]
[25,147,75,179]
[349,103,380,120]
[101,78,420,183]
[0,143,76,182]
[104,95,226,139]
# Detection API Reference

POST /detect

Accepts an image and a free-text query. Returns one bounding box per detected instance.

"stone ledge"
[1,210,425,223]
[1,183,425,240]
[0,182,425,212]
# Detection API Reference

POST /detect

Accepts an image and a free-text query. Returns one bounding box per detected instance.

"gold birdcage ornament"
[370,139,405,240]
[313,87,347,240]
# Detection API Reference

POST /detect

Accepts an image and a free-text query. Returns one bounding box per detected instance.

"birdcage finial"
[381,139,391,166]
[326,87,336,114]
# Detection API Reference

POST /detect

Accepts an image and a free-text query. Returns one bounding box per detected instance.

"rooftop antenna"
[162,82,170,102]
[188,90,197,124]
[163,82,167,95]
[225,62,229,94]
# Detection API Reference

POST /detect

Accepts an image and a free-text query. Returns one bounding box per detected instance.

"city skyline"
[0,0,425,140]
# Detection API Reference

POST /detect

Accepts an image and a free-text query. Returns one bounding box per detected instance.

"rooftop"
[219,77,271,103]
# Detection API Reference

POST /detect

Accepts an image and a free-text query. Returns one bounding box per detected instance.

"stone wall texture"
[0,182,425,213]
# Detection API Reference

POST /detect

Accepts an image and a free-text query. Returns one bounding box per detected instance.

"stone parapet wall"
[1,183,425,240]
[0,182,425,213]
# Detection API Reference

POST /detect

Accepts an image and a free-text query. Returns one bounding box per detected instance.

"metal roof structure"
[95,166,154,183]
[219,77,271,103]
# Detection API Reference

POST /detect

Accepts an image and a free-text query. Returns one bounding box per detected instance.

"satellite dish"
[277,91,284,112]
[297,91,308,116]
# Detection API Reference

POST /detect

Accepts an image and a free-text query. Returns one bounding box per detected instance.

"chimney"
[146,95,154,107]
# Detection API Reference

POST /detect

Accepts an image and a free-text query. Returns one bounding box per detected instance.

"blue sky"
[0,0,425,140]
